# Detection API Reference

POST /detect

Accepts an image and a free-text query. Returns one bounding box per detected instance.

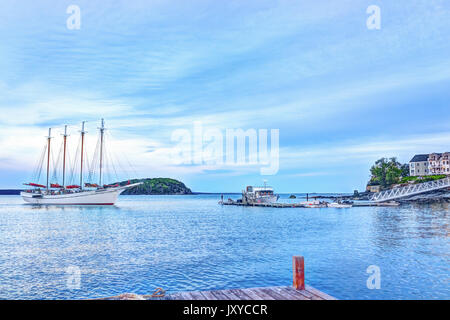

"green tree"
[400,163,410,177]
[369,157,405,188]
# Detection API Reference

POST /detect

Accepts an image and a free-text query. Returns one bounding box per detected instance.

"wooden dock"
[221,201,307,208]
[99,256,337,300]
[101,285,335,300]
[220,200,398,208]
[162,285,336,300]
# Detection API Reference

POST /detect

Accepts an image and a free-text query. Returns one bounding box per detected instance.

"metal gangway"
[371,176,450,202]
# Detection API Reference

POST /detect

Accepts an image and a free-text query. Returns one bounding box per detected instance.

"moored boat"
[20,184,141,205]
[21,119,141,205]
[242,181,279,204]
[299,200,328,208]
[377,201,400,207]
[327,202,353,208]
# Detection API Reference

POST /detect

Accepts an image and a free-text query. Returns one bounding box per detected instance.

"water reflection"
[26,204,121,212]
[0,195,448,300]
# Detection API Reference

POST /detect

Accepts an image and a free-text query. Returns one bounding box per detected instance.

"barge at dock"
[242,181,279,204]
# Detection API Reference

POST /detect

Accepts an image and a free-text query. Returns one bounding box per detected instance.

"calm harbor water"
[0,194,448,300]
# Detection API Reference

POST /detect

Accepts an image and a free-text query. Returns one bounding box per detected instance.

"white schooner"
[21,119,141,205]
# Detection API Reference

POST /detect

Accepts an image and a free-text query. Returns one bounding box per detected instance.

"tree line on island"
[118,178,192,195]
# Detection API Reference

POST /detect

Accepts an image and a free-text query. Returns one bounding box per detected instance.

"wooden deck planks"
[198,290,218,300]
[227,289,254,300]
[219,290,246,300]
[277,286,310,300]
[269,286,309,300]
[284,287,323,300]
[176,292,197,300]
[108,285,335,300]
[243,288,276,300]
[163,285,335,301]
[258,287,294,300]
[189,291,208,300]
[209,290,235,300]
[305,285,337,300]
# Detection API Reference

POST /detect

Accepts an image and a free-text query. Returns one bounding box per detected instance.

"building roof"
[410,154,429,162]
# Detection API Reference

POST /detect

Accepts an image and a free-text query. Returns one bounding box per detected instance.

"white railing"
[370,177,450,202]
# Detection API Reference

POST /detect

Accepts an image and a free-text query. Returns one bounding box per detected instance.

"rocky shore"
[397,189,450,203]
[314,189,450,204]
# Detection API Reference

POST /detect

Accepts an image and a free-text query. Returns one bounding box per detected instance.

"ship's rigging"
[25,119,134,192]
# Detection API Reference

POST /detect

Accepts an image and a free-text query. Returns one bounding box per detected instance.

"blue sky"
[0,0,449,192]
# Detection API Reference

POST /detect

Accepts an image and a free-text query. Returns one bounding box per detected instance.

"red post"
[293,256,305,290]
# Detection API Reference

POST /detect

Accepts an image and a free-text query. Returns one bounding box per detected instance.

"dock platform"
[220,200,397,208]
[104,285,336,300]
[221,201,307,208]
[99,256,337,301]
[163,285,336,300]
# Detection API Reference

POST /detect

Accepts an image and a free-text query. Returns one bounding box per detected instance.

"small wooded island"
[119,178,192,195]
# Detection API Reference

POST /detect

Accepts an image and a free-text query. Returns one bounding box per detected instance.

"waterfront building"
[442,153,450,173]
[429,152,450,174]
[409,154,429,176]
[409,152,450,176]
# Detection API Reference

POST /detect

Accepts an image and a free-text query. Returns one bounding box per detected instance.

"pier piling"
[293,256,305,290]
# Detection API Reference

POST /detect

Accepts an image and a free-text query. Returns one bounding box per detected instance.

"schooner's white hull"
[21,183,141,205]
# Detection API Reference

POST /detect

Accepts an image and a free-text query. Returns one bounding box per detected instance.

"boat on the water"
[242,181,279,204]
[21,119,141,205]
[299,200,327,208]
[376,201,400,207]
[327,202,353,208]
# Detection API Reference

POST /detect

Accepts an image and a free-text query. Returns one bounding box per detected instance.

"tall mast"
[46,128,52,190]
[80,121,86,189]
[99,119,105,186]
[62,125,68,188]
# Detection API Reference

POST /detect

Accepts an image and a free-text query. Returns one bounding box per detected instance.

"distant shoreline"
[2,190,448,204]
[0,190,22,195]
[0,189,352,196]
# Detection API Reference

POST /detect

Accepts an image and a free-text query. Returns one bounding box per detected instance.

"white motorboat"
[21,119,141,205]
[300,200,327,208]
[377,201,400,207]
[327,202,353,208]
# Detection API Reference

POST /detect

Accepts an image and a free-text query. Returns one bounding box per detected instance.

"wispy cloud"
[0,0,449,190]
